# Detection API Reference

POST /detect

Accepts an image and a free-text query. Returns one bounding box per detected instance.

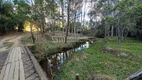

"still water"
[51,42,89,70]
[40,42,90,78]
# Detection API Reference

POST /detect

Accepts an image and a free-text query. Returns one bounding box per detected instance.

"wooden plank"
[19,60,25,80]
[0,50,11,80]
[0,47,25,80]
[0,48,14,80]
[0,65,6,80]
[15,48,19,61]
[5,48,13,64]
[7,48,17,80]
[9,48,16,62]
[3,63,11,80]
[25,46,48,80]
[17,47,25,80]
[14,47,20,80]
[8,48,14,63]
[0,66,6,80]
[19,47,22,60]
[14,48,17,61]
[8,59,16,80]
[13,61,19,80]
[6,49,13,64]
[12,48,17,62]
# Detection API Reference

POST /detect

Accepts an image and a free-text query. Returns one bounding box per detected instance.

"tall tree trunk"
[30,21,35,43]
[124,28,128,41]
[65,0,70,43]
[61,0,64,32]
[42,17,46,33]
[74,11,76,34]
[83,0,87,27]
[111,26,114,37]
[117,26,121,42]
[105,26,107,39]
[53,16,56,31]
[81,12,83,32]
[105,23,108,39]
[121,28,124,41]
[40,0,46,33]
[117,17,121,42]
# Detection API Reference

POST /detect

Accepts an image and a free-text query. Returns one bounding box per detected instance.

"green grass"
[3,42,13,48]
[55,38,142,80]
[21,35,88,61]
[106,41,142,56]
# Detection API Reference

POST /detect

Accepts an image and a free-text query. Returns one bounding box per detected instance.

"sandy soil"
[0,33,25,52]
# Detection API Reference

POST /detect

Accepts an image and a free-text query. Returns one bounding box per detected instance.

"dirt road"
[0,33,25,52]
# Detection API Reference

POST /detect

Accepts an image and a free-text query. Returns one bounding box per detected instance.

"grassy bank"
[55,38,142,80]
[21,35,89,61]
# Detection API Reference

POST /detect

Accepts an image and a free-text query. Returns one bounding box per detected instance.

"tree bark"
[105,26,107,38]
[124,28,128,41]
[105,23,108,39]
[30,21,35,43]
[121,28,124,41]
[117,16,121,42]
[74,11,77,34]
[117,26,121,42]
[65,0,70,43]
[61,0,64,32]
[111,26,114,37]
[53,16,56,31]
[40,0,46,33]
[42,17,46,33]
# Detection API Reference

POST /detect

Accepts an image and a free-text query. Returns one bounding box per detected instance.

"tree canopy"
[0,0,142,41]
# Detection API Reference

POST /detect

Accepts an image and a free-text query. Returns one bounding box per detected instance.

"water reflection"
[41,42,90,78]
[75,42,89,51]
[51,42,90,70]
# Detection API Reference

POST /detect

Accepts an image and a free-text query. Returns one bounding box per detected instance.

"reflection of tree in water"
[40,41,90,78]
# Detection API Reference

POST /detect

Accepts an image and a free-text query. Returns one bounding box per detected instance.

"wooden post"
[76,73,79,80]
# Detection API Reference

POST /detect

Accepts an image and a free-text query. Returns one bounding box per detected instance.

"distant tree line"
[0,0,89,43]
[89,0,142,41]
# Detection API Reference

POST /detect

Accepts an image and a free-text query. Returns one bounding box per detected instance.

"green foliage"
[128,1,142,40]
[105,17,114,23]
[55,39,142,80]
[95,24,105,38]
[0,0,30,34]
[90,0,142,41]
[0,2,15,34]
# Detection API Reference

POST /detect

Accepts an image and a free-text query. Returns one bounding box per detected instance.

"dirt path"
[0,36,15,52]
[0,33,25,52]
[9,35,23,47]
